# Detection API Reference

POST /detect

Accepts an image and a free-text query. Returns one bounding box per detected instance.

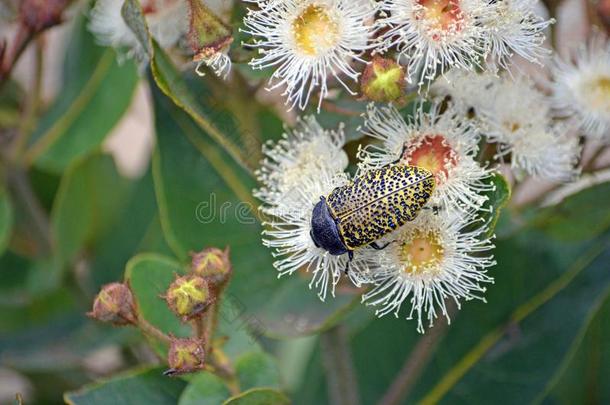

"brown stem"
[6,166,53,256]
[376,305,454,405]
[193,316,206,340]
[583,145,608,172]
[205,302,220,350]
[321,100,362,117]
[137,316,172,344]
[0,25,33,88]
[12,37,44,160]
[320,325,361,405]
[209,348,240,395]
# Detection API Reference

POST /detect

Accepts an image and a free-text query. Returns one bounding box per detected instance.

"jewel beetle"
[309,165,435,269]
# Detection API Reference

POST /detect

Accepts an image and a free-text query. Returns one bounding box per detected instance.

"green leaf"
[0,79,23,128]
[315,95,368,143]
[150,42,253,173]
[64,367,186,405]
[544,293,610,404]
[26,14,138,172]
[533,182,610,242]
[51,153,130,265]
[235,352,281,391]
[178,372,231,405]
[0,187,14,255]
[414,237,610,404]
[124,254,191,355]
[222,388,290,405]
[150,79,358,338]
[120,0,283,174]
[477,173,511,238]
[215,297,263,358]
[87,169,166,290]
[303,231,610,404]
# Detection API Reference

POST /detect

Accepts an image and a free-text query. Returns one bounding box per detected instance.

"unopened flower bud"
[360,56,406,103]
[164,337,205,376]
[165,275,211,320]
[191,247,232,287]
[187,0,233,78]
[88,283,136,326]
[19,0,70,32]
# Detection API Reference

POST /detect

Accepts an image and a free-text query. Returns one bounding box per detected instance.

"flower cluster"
[242,0,376,110]
[243,0,553,108]
[253,30,605,334]
[86,0,609,334]
[251,12,609,333]
[433,70,582,181]
[257,110,497,332]
[89,247,232,375]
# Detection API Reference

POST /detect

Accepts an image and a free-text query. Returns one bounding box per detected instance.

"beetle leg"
[392,145,407,164]
[423,205,441,215]
[370,241,391,250]
[344,251,354,275]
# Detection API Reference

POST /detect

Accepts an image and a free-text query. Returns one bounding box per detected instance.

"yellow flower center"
[402,135,458,185]
[398,230,445,276]
[583,75,610,112]
[503,121,521,133]
[281,149,317,188]
[292,5,340,56]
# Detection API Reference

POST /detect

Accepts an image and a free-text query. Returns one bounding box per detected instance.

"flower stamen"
[292,5,340,56]
[398,230,445,277]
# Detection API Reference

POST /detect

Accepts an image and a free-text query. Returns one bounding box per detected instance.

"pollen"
[402,135,458,184]
[582,75,610,112]
[415,0,464,38]
[280,144,322,187]
[398,229,445,277]
[292,5,340,56]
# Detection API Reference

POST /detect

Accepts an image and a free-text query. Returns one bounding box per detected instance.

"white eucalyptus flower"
[433,71,581,181]
[375,0,494,86]
[430,68,498,110]
[359,103,494,214]
[475,73,581,181]
[255,115,348,213]
[195,48,232,79]
[261,163,377,300]
[242,0,376,110]
[551,34,610,142]
[254,116,375,299]
[484,0,553,70]
[361,210,495,333]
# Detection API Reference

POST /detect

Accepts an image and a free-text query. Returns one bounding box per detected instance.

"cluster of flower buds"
[89,246,232,376]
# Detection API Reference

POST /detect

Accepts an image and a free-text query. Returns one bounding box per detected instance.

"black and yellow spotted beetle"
[310,165,435,271]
